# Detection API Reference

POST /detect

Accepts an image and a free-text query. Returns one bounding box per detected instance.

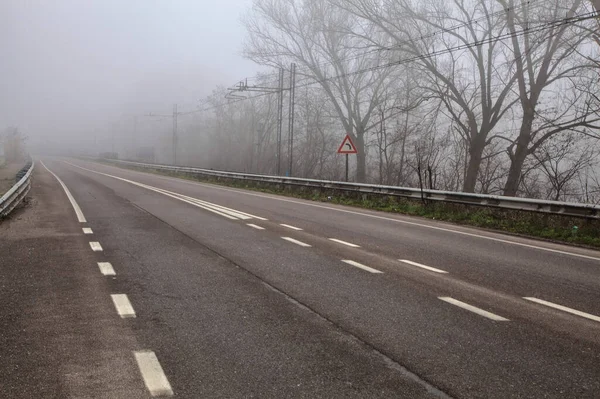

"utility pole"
[276,68,284,175]
[132,115,137,160]
[111,123,116,155]
[172,104,178,165]
[144,106,181,165]
[287,63,296,177]
[225,67,286,175]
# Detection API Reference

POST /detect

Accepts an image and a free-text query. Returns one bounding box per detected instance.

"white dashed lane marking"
[98,262,116,276]
[329,238,360,248]
[135,171,600,263]
[82,227,93,234]
[134,351,174,397]
[439,297,509,321]
[110,294,136,318]
[281,237,311,247]
[342,260,383,274]
[247,223,265,230]
[280,224,303,231]
[399,259,448,274]
[524,297,600,323]
[89,242,103,252]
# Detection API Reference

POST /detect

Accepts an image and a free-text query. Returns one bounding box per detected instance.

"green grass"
[104,161,600,249]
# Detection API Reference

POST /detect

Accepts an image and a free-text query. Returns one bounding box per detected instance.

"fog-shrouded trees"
[243,0,396,182]
[0,127,28,164]
[164,0,599,204]
[334,0,521,192]
[329,0,600,195]
[499,0,600,195]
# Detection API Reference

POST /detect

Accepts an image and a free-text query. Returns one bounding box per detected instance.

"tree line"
[163,0,600,203]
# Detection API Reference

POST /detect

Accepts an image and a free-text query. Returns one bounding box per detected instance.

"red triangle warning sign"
[337,134,358,154]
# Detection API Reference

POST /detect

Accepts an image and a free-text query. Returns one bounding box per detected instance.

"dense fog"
[2,0,600,202]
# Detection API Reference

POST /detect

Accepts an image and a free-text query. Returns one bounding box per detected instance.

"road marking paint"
[524,297,600,323]
[329,238,360,248]
[98,262,116,276]
[89,242,103,252]
[247,223,265,230]
[134,351,173,397]
[122,172,600,263]
[439,297,509,321]
[63,161,268,221]
[281,237,311,247]
[110,294,136,318]
[41,161,87,223]
[76,160,600,263]
[280,224,303,231]
[399,259,448,274]
[82,227,93,234]
[177,194,254,219]
[342,260,383,274]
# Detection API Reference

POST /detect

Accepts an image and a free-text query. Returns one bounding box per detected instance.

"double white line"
[64,162,266,221]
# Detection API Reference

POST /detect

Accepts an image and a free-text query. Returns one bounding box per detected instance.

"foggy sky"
[0,0,261,149]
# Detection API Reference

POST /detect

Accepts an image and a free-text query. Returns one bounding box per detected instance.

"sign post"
[337,134,358,182]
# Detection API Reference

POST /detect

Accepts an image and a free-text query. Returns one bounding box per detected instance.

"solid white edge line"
[82,227,93,234]
[62,161,270,221]
[399,259,448,274]
[89,242,103,252]
[110,294,136,318]
[524,297,600,323]
[134,351,174,397]
[341,260,383,274]
[247,223,265,230]
[40,160,87,223]
[280,224,303,231]
[281,237,311,247]
[439,297,509,321]
[329,238,360,248]
[98,262,116,276]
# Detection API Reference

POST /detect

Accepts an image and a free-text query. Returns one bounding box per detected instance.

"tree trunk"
[355,127,366,183]
[463,137,486,193]
[503,113,535,196]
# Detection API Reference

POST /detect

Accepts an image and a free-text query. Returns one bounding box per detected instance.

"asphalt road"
[3,157,600,398]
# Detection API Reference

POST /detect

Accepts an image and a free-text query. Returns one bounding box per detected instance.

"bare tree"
[533,132,597,201]
[498,0,600,196]
[1,127,28,163]
[243,0,395,182]
[335,0,521,192]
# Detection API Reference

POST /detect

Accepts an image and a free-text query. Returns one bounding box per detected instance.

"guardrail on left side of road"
[0,161,35,218]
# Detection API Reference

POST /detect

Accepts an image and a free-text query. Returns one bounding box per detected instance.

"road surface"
[1,157,599,398]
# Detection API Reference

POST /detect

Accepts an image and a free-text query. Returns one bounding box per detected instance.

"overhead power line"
[188,10,596,115]
[233,0,547,88]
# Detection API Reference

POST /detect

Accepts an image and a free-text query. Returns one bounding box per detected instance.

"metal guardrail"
[0,161,34,218]
[101,158,600,220]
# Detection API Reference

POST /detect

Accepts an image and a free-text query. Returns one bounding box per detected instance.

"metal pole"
[132,116,137,160]
[276,68,284,175]
[173,104,178,165]
[288,63,296,177]
[111,123,116,155]
[345,154,349,182]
